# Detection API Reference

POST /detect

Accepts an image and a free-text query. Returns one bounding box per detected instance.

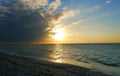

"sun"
[53,28,65,41]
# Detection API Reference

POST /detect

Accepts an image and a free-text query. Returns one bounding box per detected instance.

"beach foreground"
[0,52,111,76]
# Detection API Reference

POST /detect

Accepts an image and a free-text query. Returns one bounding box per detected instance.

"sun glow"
[53,28,65,41]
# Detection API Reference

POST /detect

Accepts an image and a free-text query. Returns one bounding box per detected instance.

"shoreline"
[0,52,111,76]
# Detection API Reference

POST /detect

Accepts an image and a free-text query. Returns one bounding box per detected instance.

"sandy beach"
[0,52,111,76]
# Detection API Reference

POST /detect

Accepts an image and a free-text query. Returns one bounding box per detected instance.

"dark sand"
[0,52,111,76]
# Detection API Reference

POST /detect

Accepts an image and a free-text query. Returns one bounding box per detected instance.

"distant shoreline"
[0,52,111,76]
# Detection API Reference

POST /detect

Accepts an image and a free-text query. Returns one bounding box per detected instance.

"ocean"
[0,44,120,76]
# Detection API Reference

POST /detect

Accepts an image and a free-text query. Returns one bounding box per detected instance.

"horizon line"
[0,42,120,45]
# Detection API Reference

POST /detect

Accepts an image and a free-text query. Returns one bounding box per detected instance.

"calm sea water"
[0,44,120,76]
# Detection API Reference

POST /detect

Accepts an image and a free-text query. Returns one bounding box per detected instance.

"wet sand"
[0,52,111,76]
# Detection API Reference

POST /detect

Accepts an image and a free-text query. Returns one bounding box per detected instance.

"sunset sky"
[0,0,120,44]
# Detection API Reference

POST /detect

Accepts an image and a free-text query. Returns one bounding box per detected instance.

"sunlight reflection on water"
[48,44,91,69]
[49,44,65,63]
[48,44,91,68]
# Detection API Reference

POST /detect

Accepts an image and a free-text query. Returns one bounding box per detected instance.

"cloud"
[62,9,80,18]
[48,0,61,14]
[86,5,101,13]
[72,21,81,25]
[0,0,63,43]
[47,8,80,24]
[53,9,80,23]
[19,0,48,9]
[62,6,68,10]
[106,0,111,4]
[0,0,81,43]
[48,9,81,37]
[52,12,63,20]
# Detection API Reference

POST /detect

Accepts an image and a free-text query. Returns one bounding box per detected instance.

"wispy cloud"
[72,21,80,25]
[106,0,112,4]
[86,5,101,13]
[62,9,80,19]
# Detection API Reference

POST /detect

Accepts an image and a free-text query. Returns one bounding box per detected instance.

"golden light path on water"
[48,44,91,68]
[49,44,64,63]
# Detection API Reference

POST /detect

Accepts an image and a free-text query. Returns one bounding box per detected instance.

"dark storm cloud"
[0,0,62,42]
